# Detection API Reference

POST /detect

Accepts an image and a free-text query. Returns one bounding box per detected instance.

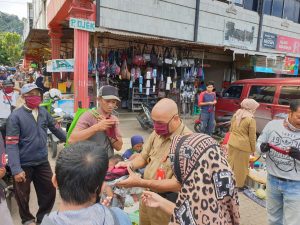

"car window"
[248,85,276,104]
[279,86,300,105]
[223,85,243,99]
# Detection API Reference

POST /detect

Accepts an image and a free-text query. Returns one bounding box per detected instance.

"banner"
[46,59,74,72]
[276,35,300,55]
[282,57,299,75]
[224,20,256,50]
[262,32,277,49]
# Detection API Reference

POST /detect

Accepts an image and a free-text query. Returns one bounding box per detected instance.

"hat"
[21,83,42,95]
[99,85,120,101]
[131,135,144,147]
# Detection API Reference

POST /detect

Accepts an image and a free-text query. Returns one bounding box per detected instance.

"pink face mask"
[24,95,42,109]
[154,122,170,136]
[4,87,14,94]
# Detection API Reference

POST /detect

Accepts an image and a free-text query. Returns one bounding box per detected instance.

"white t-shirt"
[0,90,19,118]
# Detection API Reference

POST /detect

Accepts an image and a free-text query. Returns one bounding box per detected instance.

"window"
[223,85,243,99]
[264,0,273,15]
[244,0,258,11]
[248,86,276,104]
[272,0,284,17]
[283,0,300,22]
[278,86,300,105]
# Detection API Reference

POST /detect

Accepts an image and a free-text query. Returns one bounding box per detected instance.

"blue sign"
[254,66,275,73]
[69,17,95,32]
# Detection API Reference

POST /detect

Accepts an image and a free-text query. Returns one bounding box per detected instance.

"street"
[11,112,267,225]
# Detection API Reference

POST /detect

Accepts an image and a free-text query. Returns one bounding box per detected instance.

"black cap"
[99,85,120,101]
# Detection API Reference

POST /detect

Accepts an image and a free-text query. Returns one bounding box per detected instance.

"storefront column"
[74,29,89,109]
[69,0,95,110]
[49,27,62,88]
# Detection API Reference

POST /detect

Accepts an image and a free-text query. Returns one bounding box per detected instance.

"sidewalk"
[11,112,267,225]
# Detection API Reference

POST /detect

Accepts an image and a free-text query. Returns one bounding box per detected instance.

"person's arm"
[116,153,147,170]
[68,112,115,144]
[256,122,271,154]
[117,166,181,192]
[5,114,23,176]
[107,120,123,151]
[140,177,181,193]
[198,92,214,106]
[142,191,176,216]
[249,119,257,153]
[46,110,66,142]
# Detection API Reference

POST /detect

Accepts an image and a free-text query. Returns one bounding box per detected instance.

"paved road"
[11,112,267,225]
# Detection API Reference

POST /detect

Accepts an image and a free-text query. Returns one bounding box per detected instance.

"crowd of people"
[1,73,300,225]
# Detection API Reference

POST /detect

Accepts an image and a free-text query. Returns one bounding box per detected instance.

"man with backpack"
[68,85,123,157]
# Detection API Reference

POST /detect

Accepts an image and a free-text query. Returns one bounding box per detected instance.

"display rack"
[130,87,158,112]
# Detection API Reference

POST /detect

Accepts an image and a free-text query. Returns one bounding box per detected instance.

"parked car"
[215,78,300,133]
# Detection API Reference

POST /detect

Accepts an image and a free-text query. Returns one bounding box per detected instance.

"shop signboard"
[276,35,300,55]
[224,20,256,50]
[262,32,277,49]
[69,17,95,32]
[46,59,74,72]
[282,57,299,75]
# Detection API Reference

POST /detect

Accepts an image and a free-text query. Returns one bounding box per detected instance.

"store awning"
[96,27,224,50]
[224,47,286,60]
[23,29,51,60]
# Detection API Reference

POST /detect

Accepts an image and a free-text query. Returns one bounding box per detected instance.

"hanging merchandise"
[157,47,164,66]
[150,46,158,66]
[133,45,146,66]
[171,48,178,67]
[139,74,143,84]
[120,59,131,80]
[146,80,151,88]
[152,68,157,78]
[146,88,150,96]
[129,80,133,89]
[164,47,173,65]
[142,44,151,62]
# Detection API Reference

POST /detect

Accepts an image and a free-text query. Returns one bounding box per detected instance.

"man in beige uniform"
[117,98,191,225]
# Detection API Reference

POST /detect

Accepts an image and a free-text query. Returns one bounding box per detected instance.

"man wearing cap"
[6,83,66,225]
[68,85,123,157]
[0,80,20,122]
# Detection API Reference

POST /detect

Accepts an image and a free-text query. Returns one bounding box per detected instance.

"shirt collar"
[169,122,185,140]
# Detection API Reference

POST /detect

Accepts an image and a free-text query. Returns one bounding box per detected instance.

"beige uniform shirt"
[141,123,191,180]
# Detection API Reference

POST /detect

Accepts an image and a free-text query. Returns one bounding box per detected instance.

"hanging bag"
[133,45,145,66]
[164,47,173,65]
[143,44,151,62]
[150,46,158,65]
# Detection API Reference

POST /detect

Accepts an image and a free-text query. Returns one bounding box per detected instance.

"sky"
[0,0,31,20]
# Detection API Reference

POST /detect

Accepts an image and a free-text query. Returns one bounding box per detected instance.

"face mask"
[24,95,42,109]
[154,122,170,136]
[3,87,14,94]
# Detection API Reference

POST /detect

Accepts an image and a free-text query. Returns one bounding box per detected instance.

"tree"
[0,32,23,66]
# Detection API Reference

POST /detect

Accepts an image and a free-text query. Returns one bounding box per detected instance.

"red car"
[216,78,300,133]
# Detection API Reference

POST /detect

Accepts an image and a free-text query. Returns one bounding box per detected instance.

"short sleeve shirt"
[75,110,117,157]
[141,123,192,180]
[0,90,19,118]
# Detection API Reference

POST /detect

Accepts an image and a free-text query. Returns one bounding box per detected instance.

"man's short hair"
[206,81,215,87]
[290,99,300,112]
[55,141,108,204]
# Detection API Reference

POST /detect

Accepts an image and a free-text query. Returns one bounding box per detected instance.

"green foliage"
[0,11,24,35]
[0,32,23,66]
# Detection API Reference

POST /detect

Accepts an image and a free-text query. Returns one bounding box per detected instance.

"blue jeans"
[200,112,215,136]
[267,174,300,225]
